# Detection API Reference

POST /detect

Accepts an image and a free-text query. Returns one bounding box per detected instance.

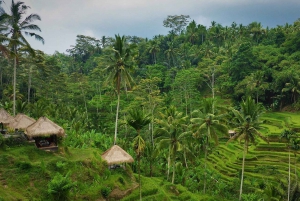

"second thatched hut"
[101,145,134,168]
[9,113,36,131]
[26,116,65,150]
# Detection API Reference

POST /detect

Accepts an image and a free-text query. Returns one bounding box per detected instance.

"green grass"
[0,143,135,201]
[121,176,226,201]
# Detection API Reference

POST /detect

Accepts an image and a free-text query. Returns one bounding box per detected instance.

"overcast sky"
[2,0,300,54]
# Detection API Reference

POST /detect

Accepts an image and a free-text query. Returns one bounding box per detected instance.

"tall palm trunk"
[0,65,2,86]
[239,141,247,201]
[138,154,142,201]
[295,154,297,185]
[13,51,17,116]
[114,92,120,145]
[203,139,207,194]
[167,147,171,181]
[185,90,188,116]
[172,157,176,184]
[288,148,291,201]
[80,83,88,121]
[151,107,155,147]
[203,129,210,194]
[28,66,32,103]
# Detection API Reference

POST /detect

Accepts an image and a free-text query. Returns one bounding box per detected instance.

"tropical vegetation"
[0,2,300,200]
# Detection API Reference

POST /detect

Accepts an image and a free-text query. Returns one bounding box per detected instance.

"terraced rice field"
[207,112,300,196]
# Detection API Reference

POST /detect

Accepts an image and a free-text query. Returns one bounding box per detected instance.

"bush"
[100,186,111,198]
[47,172,75,201]
[16,161,32,170]
[118,176,125,185]
[0,135,5,149]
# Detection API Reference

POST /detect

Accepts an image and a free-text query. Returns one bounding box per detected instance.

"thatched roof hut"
[9,113,36,130]
[229,130,236,138]
[25,116,65,137]
[101,145,134,165]
[0,108,13,124]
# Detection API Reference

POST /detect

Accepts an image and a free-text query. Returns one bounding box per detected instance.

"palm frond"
[21,24,41,32]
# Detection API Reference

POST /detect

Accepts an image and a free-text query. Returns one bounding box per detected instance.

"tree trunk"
[28,66,32,103]
[172,157,175,184]
[151,108,155,147]
[80,83,88,121]
[288,149,291,201]
[167,148,171,181]
[185,89,188,116]
[184,149,188,168]
[203,141,207,194]
[114,92,120,145]
[13,54,17,116]
[239,141,247,201]
[0,66,2,86]
[212,71,215,100]
[149,155,153,177]
[295,154,297,185]
[138,155,142,201]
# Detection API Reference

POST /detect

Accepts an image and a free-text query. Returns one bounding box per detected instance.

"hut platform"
[37,145,58,152]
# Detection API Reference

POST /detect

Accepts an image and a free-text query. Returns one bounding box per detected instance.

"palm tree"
[186,20,199,45]
[280,129,296,201]
[282,75,300,104]
[164,41,178,68]
[155,106,188,184]
[104,34,134,145]
[248,22,265,44]
[227,97,267,201]
[127,109,151,201]
[148,37,160,64]
[190,98,228,193]
[0,0,44,115]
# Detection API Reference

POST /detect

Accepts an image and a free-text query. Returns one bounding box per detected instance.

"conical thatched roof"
[9,113,36,130]
[101,145,134,165]
[0,108,13,124]
[25,116,65,137]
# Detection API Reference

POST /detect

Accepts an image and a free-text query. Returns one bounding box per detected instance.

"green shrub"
[100,186,111,198]
[16,161,32,170]
[103,168,111,180]
[0,135,5,149]
[47,172,75,201]
[56,161,66,169]
[118,176,125,185]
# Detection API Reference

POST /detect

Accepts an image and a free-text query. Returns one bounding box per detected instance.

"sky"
[2,0,300,54]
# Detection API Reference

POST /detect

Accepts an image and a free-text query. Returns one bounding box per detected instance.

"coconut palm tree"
[280,129,296,201]
[0,0,44,115]
[104,34,134,145]
[227,97,267,201]
[148,37,160,64]
[190,98,228,193]
[155,106,189,184]
[282,75,300,104]
[127,109,151,201]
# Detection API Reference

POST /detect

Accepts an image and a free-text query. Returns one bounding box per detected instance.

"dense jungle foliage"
[1,1,300,200]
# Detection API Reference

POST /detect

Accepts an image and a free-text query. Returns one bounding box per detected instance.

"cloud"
[5,0,300,54]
